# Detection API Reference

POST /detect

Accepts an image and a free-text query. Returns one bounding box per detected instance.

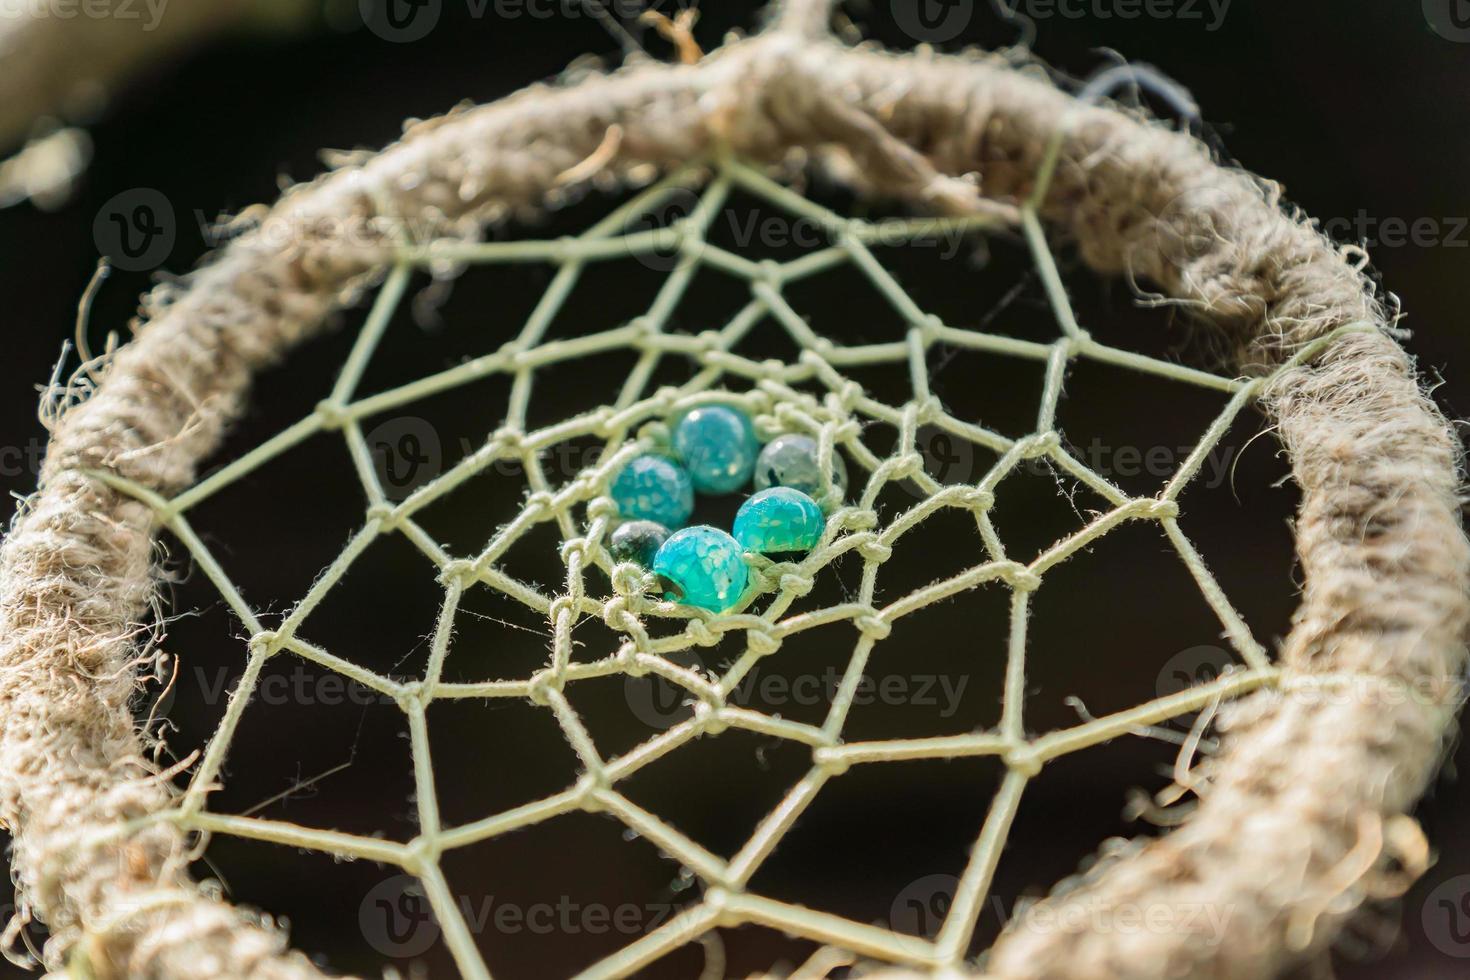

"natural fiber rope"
[1,2,1465,977]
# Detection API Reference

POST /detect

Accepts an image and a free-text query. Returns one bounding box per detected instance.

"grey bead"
[609,520,672,567]
[754,434,848,501]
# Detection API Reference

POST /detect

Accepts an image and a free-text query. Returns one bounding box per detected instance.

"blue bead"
[672,404,760,495]
[754,434,848,502]
[610,454,693,528]
[733,487,825,555]
[652,525,749,613]
[608,520,670,567]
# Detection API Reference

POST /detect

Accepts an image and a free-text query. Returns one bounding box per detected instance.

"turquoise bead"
[754,434,848,502]
[608,520,670,567]
[652,525,749,613]
[672,404,760,495]
[733,487,825,555]
[610,454,693,528]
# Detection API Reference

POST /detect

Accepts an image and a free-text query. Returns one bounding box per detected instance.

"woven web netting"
[95,153,1365,979]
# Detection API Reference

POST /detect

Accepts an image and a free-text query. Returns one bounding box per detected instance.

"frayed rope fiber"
[1,1,1466,977]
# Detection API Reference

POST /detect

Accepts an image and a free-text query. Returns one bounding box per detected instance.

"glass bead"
[610,454,693,528]
[754,433,848,502]
[608,520,671,567]
[733,487,825,555]
[652,525,749,613]
[671,403,760,495]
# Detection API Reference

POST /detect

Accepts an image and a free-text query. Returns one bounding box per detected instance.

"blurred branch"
[0,0,319,206]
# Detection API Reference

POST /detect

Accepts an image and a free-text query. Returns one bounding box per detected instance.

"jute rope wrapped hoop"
[2,1,1465,977]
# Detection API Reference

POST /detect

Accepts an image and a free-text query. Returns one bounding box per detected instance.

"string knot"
[1001,563,1042,592]
[1018,431,1060,459]
[248,631,279,655]
[560,537,590,566]
[778,572,814,597]
[587,496,619,523]
[610,563,650,598]
[365,503,401,531]
[824,378,862,408]
[855,613,892,641]
[438,559,477,588]
[524,490,556,515]
[747,630,782,656]
[774,398,808,423]
[687,619,720,647]
[1136,498,1180,520]
[959,487,995,510]
[857,536,893,564]
[615,644,645,676]
[892,452,925,480]
[838,508,879,532]
[813,747,850,776]
[492,426,526,454]
[1005,745,1043,777]
[919,313,945,343]
[313,400,349,429]
[527,670,562,706]
[548,595,579,624]
[589,407,619,440]
[829,419,862,444]
[648,387,680,416]
[693,700,728,734]
[602,597,642,635]
[574,771,609,807]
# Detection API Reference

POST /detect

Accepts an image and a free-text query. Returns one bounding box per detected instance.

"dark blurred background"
[1,1,1468,977]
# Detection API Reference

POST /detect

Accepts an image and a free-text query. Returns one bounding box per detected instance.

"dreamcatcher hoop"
[2,2,1465,977]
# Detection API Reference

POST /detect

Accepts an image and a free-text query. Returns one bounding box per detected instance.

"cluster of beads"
[607,403,845,614]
